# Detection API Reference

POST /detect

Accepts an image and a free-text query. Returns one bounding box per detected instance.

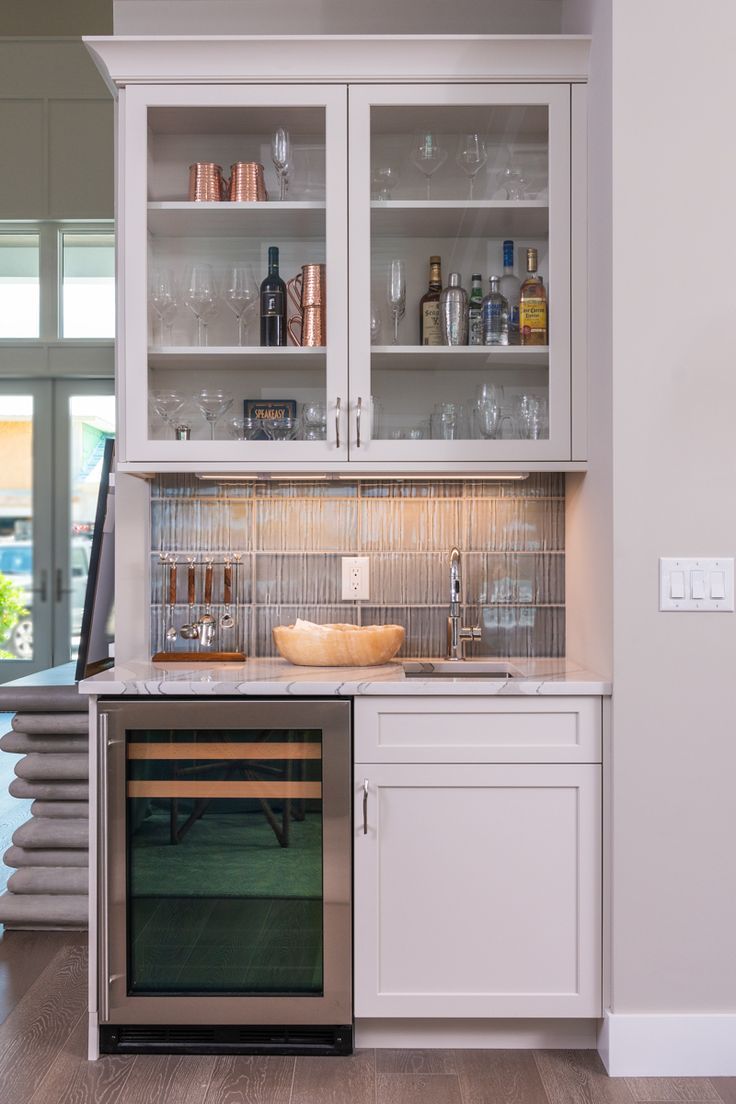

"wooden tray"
[152,651,247,663]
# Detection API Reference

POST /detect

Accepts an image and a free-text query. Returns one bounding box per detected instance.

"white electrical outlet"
[341,556,370,600]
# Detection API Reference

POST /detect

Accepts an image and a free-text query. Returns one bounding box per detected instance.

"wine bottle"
[419,255,442,345]
[260,245,287,347]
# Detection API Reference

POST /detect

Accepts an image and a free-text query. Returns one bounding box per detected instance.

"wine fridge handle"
[335,396,341,450]
[98,712,110,1023]
[356,397,363,448]
[362,778,369,835]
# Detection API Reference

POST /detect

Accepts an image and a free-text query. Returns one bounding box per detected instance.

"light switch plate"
[659,557,734,611]
[341,556,370,600]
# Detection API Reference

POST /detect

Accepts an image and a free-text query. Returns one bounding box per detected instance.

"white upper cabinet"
[90,37,588,472]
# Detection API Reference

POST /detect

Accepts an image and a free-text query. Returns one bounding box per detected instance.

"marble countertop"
[79,657,611,697]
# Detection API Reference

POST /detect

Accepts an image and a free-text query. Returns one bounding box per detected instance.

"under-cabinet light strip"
[195,473,530,482]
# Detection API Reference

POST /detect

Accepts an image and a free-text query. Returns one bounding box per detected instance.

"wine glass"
[410,133,448,199]
[196,388,233,440]
[223,264,258,346]
[456,133,488,200]
[149,268,178,346]
[271,127,292,201]
[387,260,406,345]
[150,389,185,438]
[371,165,399,201]
[370,304,383,345]
[184,264,218,347]
[500,154,529,200]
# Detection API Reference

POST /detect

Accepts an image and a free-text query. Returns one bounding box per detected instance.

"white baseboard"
[356,1018,597,1049]
[600,1010,736,1076]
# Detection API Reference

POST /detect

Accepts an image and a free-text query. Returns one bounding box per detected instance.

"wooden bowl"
[272,621,405,667]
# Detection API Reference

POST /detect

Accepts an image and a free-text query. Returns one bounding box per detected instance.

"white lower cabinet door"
[354,763,601,1018]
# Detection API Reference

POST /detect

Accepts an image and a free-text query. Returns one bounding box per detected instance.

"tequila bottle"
[482,276,509,346]
[519,247,548,346]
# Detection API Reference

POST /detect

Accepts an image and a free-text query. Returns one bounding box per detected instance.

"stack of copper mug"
[228,161,268,201]
[188,162,226,201]
[287,263,326,347]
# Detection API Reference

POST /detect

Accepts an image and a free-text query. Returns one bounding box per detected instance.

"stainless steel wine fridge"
[97,698,352,1055]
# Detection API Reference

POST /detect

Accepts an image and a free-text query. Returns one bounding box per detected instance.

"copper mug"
[228,161,268,202]
[188,162,226,202]
[287,264,326,347]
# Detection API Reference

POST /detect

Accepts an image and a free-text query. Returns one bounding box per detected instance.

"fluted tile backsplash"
[150,474,565,658]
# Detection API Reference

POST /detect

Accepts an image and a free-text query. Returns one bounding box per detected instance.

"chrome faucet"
[447,547,481,661]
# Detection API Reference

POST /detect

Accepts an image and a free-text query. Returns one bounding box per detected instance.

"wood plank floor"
[0,931,734,1104]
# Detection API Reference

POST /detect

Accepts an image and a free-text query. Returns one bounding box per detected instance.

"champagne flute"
[456,133,488,200]
[271,127,292,201]
[387,260,406,346]
[224,264,258,346]
[410,133,448,199]
[149,268,177,346]
[184,264,218,347]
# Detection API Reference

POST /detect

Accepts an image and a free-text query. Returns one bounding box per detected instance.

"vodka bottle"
[499,239,521,345]
[482,276,509,346]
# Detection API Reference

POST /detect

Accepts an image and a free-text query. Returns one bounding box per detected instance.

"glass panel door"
[348,84,571,465]
[122,84,348,465]
[0,380,53,682]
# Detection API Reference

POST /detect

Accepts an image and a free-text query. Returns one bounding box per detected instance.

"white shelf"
[372,345,549,370]
[371,200,548,238]
[147,201,326,238]
[149,345,326,370]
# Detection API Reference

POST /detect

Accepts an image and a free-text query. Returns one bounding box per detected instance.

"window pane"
[0,235,40,338]
[69,394,115,658]
[62,232,115,339]
[0,396,34,663]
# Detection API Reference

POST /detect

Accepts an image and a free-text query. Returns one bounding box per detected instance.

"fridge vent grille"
[99,1023,352,1055]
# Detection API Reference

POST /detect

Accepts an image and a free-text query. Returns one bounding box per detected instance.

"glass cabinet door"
[348,84,571,465]
[121,84,348,466]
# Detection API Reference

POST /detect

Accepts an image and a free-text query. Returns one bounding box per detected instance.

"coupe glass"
[151,389,185,438]
[226,416,260,441]
[262,415,300,441]
[184,264,218,347]
[456,133,488,200]
[387,260,406,345]
[410,133,448,199]
[302,401,327,440]
[371,165,399,201]
[224,264,258,345]
[271,127,292,201]
[149,268,178,346]
[196,388,233,439]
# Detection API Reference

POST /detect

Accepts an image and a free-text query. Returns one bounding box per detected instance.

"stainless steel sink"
[402,660,524,679]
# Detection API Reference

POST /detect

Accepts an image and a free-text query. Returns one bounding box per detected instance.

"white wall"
[113,0,562,35]
[609,0,736,1018]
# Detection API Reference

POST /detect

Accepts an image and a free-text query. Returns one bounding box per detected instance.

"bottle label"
[261,289,283,317]
[468,307,483,346]
[520,298,547,341]
[422,302,442,345]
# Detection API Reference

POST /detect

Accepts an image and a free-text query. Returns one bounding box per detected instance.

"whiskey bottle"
[499,240,521,345]
[468,274,484,346]
[519,247,547,346]
[419,255,442,345]
[260,245,287,346]
[481,276,509,346]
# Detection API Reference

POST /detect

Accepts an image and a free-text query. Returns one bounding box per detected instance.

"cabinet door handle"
[356,396,363,448]
[55,568,73,603]
[362,778,369,834]
[30,569,48,603]
[335,396,341,450]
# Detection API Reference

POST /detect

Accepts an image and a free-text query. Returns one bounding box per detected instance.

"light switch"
[670,571,686,599]
[660,557,734,611]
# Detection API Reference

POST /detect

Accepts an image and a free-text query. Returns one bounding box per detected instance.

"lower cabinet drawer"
[354,763,602,1019]
[355,696,602,763]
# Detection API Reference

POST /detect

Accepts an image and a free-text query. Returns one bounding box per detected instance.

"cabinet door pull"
[356,396,363,448]
[362,778,369,834]
[335,396,341,449]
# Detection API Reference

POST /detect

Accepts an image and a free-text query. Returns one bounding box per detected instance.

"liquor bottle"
[499,239,521,345]
[419,255,442,345]
[468,274,484,346]
[439,272,468,345]
[519,247,548,346]
[482,276,509,346]
[260,245,286,346]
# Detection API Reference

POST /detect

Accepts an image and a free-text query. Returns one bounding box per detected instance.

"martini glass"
[196,389,233,439]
